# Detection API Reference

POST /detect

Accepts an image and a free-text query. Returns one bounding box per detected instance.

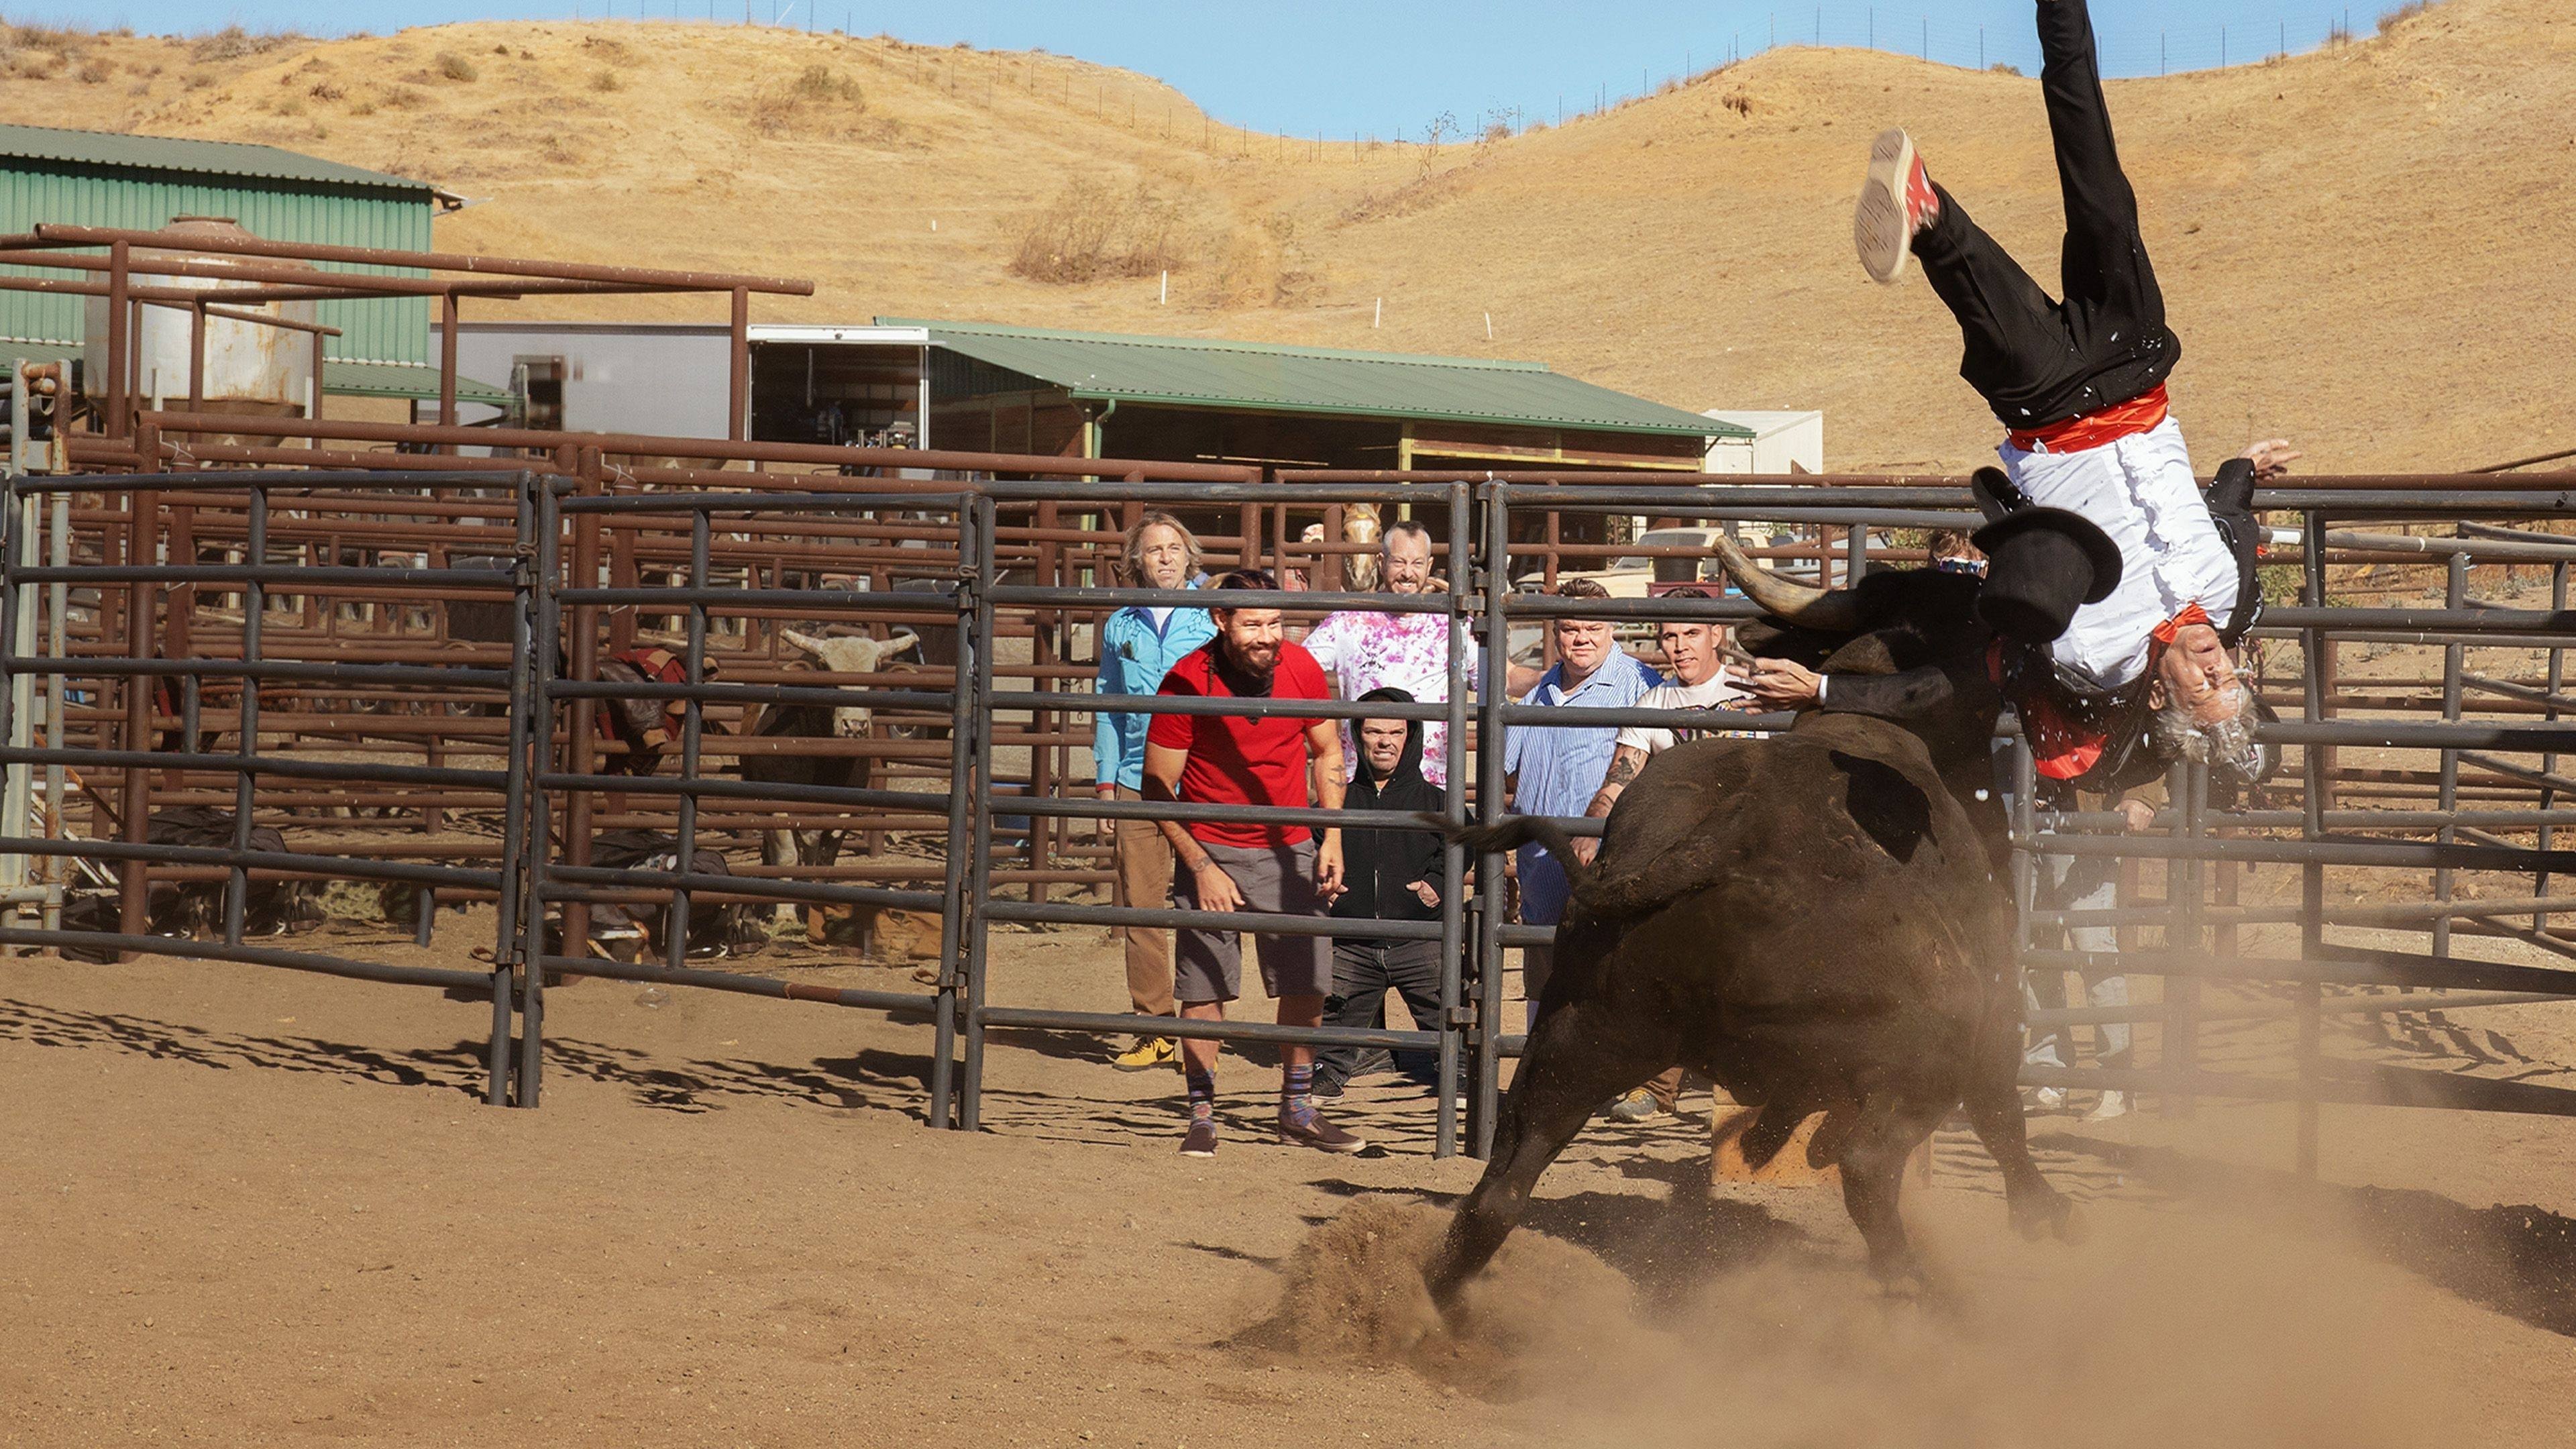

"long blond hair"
[1119,511,1202,585]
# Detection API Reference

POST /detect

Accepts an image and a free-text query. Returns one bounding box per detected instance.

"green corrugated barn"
[0,123,502,406]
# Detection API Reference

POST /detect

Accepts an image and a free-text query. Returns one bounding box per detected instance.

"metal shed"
[0,123,498,404]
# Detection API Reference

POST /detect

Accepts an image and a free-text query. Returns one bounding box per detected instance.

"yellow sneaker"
[1113,1036,1177,1072]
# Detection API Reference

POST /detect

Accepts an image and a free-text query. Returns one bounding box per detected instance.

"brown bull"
[1423,548,2078,1304]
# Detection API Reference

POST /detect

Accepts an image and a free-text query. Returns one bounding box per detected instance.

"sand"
[7,916,2576,1446]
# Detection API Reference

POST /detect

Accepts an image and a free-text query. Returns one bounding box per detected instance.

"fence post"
[2432,550,2465,959]
[2537,559,2568,933]
[518,480,566,1108]
[1430,481,1468,1161]
[488,471,540,1107]
[959,490,1000,1133]
[117,482,157,953]
[928,496,979,1128]
[2296,508,2327,1177]
[1469,482,1509,1159]
[221,486,268,945]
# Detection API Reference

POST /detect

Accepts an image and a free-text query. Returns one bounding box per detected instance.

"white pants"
[2000,415,2237,692]
[2023,849,2132,1069]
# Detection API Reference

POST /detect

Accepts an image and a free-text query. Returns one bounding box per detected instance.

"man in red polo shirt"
[1143,570,1364,1157]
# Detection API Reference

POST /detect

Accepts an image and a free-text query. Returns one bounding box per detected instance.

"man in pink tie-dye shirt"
[1301,522,1540,786]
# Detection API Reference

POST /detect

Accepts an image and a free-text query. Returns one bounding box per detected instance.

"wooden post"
[437,292,460,435]
[728,286,750,441]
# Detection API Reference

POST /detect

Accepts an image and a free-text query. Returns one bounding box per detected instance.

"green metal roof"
[881,318,1746,439]
[323,360,511,406]
[0,124,433,195]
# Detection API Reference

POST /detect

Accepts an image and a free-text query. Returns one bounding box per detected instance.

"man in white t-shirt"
[1572,592,1752,1123]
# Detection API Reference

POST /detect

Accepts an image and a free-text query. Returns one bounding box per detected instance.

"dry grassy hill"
[3,0,2569,472]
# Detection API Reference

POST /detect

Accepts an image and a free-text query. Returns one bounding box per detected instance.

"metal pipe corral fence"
[5,422,2576,1171]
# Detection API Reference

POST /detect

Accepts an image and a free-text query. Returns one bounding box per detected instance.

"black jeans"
[1915,0,2180,429]
[1316,938,1445,1087]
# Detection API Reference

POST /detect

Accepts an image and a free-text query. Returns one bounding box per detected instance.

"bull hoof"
[2010,1189,2080,1244]
[1875,1260,1929,1303]
[2053,1201,2090,1246]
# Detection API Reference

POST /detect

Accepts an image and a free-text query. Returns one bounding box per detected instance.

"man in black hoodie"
[1313,688,1450,1098]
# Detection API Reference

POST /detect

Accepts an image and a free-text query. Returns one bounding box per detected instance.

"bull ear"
[781,629,825,658]
[1707,531,1865,633]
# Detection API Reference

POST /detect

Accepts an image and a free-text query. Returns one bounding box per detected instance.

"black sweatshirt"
[1332,687,1448,940]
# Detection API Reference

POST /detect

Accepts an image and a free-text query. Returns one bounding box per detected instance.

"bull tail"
[1416,811,1595,896]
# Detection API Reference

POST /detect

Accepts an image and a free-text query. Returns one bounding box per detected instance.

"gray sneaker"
[1606,1088,1660,1123]
[1180,1118,1218,1158]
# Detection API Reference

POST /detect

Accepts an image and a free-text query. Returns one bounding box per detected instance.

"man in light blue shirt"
[1501,578,1661,1005]
[1091,513,1217,1072]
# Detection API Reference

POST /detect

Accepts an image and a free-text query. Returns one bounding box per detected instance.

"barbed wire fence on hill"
[582,1,2420,160]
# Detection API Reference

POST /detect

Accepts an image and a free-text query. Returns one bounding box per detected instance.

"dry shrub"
[74,57,109,84]
[307,79,343,101]
[747,63,867,136]
[273,95,304,117]
[1009,178,1197,285]
[189,24,297,61]
[588,67,622,93]
[380,84,427,109]
[2379,0,2432,34]
[182,70,212,91]
[1990,61,2023,76]
[434,51,478,83]
[1721,88,1760,117]
[11,21,87,52]
[582,34,631,61]
[348,99,374,116]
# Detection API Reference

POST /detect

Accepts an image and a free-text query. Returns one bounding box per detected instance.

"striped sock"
[1185,1067,1216,1124]
[1282,1063,1315,1126]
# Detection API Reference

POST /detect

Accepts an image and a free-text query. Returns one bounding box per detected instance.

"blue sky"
[71,0,2424,140]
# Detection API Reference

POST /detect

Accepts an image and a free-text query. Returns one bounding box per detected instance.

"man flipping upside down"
[1813,0,2294,787]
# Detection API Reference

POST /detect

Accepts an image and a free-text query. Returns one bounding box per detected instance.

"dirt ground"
[7,912,2576,1448]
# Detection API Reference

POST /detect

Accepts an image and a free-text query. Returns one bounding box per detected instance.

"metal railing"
[5,454,2576,1175]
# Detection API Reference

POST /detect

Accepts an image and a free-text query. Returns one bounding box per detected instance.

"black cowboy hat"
[1970,505,2123,644]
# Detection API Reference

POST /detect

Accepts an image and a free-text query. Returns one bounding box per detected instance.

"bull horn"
[1707,531,1865,632]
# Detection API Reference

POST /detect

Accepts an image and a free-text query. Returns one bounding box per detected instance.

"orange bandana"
[2006,384,2170,455]
[2151,600,2213,646]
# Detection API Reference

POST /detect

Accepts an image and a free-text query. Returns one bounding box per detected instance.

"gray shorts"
[1171,838,1334,1004]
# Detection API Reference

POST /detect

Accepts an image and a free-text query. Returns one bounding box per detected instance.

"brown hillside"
[5,1,2570,472]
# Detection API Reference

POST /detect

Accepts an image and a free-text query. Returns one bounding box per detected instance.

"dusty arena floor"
[7,919,2576,1448]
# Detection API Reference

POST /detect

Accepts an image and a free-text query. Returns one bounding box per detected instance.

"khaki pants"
[1111,785,1177,1020]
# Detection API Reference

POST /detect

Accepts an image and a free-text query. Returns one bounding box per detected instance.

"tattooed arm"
[1571,743,1648,863]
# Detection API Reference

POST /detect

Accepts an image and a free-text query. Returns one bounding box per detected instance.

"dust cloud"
[1250,1192,2455,1449]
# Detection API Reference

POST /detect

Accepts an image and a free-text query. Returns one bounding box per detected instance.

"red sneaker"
[1856,129,1940,284]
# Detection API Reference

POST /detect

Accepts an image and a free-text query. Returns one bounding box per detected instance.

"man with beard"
[1144,571,1364,1157]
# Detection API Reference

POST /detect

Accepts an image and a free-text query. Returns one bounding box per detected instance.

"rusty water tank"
[83,217,320,415]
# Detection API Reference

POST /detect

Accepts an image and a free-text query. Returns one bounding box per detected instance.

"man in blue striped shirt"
[1091,513,1217,1072]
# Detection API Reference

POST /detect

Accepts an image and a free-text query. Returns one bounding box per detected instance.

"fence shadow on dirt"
[0,996,931,1118]
[2035,1131,2576,1338]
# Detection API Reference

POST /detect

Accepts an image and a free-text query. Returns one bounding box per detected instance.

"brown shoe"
[1277,1105,1366,1153]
